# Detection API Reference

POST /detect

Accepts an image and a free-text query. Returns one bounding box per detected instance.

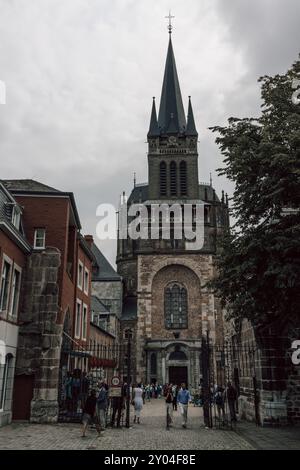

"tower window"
[160,161,167,196]
[164,282,188,329]
[180,161,187,196]
[170,161,177,196]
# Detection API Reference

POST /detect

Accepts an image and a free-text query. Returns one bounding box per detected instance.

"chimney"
[84,234,94,247]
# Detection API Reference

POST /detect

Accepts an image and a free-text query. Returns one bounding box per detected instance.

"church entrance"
[169,366,188,387]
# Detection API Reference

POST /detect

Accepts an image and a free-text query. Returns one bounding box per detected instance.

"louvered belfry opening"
[180,160,187,196]
[160,161,167,196]
[170,161,177,196]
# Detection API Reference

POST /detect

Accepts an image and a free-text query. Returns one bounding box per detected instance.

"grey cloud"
[0,0,299,264]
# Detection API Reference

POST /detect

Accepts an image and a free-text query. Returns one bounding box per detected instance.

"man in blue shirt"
[177,383,192,428]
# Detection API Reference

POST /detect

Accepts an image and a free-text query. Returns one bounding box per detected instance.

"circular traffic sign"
[111,376,120,386]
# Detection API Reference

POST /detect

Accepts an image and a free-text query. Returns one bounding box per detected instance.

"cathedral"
[117,29,229,388]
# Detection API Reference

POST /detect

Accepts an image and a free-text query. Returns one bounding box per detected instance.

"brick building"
[0,182,31,426]
[116,33,229,387]
[0,179,95,423]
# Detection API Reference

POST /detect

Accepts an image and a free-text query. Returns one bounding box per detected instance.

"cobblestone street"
[0,400,255,450]
[1,400,299,450]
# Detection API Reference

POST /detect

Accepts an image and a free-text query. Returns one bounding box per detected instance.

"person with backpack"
[214,386,225,422]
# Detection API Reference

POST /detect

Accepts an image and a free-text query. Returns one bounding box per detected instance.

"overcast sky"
[0,0,299,265]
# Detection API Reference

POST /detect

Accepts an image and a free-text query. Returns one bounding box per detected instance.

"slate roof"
[2,179,82,229]
[91,295,110,314]
[158,37,186,135]
[3,179,60,193]
[122,296,137,321]
[127,183,220,204]
[91,242,121,281]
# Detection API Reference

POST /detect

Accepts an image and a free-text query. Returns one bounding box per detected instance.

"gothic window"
[160,161,167,196]
[170,161,177,196]
[150,353,157,375]
[180,161,187,196]
[164,283,188,329]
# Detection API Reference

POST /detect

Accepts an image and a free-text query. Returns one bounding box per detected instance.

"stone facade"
[117,34,228,388]
[16,248,62,423]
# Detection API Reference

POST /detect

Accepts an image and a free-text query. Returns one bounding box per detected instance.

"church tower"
[147,36,199,200]
[117,22,229,388]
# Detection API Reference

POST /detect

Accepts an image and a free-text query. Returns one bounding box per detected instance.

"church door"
[169,366,188,387]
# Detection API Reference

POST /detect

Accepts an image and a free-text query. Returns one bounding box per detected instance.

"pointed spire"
[148,97,160,137]
[158,36,186,135]
[186,96,198,136]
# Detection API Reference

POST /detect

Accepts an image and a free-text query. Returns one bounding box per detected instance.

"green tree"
[210,57,300,327]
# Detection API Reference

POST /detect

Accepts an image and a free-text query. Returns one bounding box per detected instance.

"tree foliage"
[210,56,300,327]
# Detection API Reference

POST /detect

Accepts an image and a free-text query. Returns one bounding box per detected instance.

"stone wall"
[16,247,62,423]
[224,317,300,426]
[133,253,223,383]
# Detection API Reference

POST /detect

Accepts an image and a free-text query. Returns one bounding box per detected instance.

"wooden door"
[168,366,188,387]
[12,375,34,420]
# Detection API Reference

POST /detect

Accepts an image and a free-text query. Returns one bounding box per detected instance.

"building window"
[77,261,83,290]
[124,329,133,340]
[34,228,46,249]
[75,300,82,338]
[160,161,167,196]
[11,206,21,230]
[0,354,13,411]
[204,205,211,224]
[180,161,187,196]
[164,283,188,329]
[82,303,88,340]
[170,161,177,196]
[9,266,21,318]
[0,258,12,312]
[84,268,89,295]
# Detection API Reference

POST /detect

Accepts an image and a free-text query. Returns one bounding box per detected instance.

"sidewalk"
[235,421,300,450]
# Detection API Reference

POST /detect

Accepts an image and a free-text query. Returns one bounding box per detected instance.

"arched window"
[180,161,187,196]
[150,353,157,375]
[160,161,167,196]
[169,350,187,361]
[164,283,188,329]
[170,161,177,196]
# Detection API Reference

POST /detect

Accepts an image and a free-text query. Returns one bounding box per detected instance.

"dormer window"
[11,205,21,230]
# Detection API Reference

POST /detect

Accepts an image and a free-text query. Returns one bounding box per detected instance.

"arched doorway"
[166,345,190,387]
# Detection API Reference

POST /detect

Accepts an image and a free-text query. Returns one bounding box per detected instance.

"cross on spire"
[165,11,175,35]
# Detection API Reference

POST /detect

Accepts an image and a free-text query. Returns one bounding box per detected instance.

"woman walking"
[132,383,143,424]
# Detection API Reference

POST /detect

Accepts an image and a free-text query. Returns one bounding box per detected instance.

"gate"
[58,335,132,427]
[201,334,260,429]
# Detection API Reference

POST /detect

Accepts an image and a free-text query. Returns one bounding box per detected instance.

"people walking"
[214,386,225,423]
[81,390,101,437]
[225,381,238,422]
[172,384,178,411]
[165,384,174,426]
[97,382,108,431]
[132,383,143,424]
[177,382,192,428]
